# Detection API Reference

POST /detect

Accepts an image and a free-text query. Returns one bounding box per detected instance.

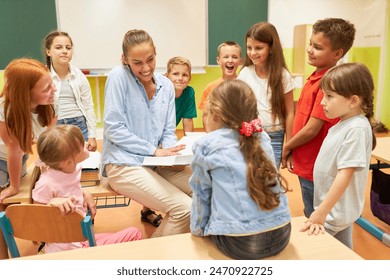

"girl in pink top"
[32,125,141,253]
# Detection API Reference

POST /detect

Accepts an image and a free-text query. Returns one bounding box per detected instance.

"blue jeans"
[298,176,314,218]
[267,130,285,171]
[0,154,29,188]
[210,222,291,259]
[57,115,88,141]
[326,225,353,249]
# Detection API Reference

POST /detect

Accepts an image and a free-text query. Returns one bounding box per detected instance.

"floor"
[13,133,390,260]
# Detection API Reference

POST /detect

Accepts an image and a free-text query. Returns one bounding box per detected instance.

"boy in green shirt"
[166,56,197,134]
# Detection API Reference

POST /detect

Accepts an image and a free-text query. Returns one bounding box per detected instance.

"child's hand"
[300,211,326,235]
[82,189,96,219]
[49,196,79,215]
[285,154,294,172]
[0,185,18,203]
[87,138,97,152]
[300,220,325,235]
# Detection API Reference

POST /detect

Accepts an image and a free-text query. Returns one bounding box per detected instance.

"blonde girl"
[32,125,141,253]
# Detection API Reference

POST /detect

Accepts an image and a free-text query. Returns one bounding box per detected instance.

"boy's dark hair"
[312,18,356,57]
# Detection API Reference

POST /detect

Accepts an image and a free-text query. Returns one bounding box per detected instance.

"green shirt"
[175,86,197,126]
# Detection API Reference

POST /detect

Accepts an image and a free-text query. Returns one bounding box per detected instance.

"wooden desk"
[19,216,363,260]
[371,137,390,165]
[355,137,390,247]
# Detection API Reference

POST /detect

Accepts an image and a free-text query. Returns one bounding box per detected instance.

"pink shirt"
[32,164,86,252]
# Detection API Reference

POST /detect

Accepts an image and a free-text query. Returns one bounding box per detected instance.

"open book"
[80,151,101,187]
[142,132,206,166]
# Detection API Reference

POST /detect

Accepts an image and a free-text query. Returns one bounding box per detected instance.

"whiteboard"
[55,0,207,72]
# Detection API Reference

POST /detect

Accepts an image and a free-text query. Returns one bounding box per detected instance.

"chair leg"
[0,227,9,259]
[0,212,20,258]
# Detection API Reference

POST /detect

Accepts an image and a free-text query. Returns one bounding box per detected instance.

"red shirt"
[292,69,339,181]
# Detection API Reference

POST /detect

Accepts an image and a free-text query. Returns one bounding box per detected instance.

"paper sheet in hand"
[142,132,206,166]
[81,151,101,170]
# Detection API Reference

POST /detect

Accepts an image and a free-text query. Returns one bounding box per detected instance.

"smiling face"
[246,37,270,68]
[30,73,56,110]
[166,64,191,96]
[46,35,73,67]
[124,42,156,85]
[217,45,242,79]
[307,32,342,72]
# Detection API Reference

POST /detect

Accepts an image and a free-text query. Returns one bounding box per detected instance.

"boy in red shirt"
[282,18,356,217]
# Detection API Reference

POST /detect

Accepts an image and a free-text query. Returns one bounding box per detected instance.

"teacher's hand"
[154,144,186,157]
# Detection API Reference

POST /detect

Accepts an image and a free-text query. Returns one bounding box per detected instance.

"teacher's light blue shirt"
[102,65,177,176]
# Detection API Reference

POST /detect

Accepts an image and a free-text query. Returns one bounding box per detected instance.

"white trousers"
[105,164,193,237]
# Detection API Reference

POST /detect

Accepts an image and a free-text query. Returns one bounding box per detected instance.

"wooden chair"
[0,204,96,258]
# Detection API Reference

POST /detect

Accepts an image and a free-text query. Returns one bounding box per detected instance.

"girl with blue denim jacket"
[190,79,291,260]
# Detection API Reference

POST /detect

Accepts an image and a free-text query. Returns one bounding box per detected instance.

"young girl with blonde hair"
[32,125,141,253]
[190,79,291,260]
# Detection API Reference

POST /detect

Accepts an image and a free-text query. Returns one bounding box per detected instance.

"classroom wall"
[379,1,390,128]
[88,66,227,129]
[85,0,268,130]
[2,0,389,130]
[269,0,389,128]
[56,0,207,71]
[0,71,4,93]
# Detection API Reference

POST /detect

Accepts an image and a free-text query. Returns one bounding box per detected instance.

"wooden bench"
[83,177,130,208]
[2,165,128,208]
[18,216,363,260]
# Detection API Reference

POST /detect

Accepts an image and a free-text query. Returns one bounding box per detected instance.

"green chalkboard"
[0,0,57,69]
[208,0,268,65]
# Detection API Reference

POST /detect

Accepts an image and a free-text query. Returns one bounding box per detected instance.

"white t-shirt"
[237,65,295,129]
[313,115,372,232]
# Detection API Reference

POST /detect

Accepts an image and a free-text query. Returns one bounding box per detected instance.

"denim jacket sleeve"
[189,141,212,236]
